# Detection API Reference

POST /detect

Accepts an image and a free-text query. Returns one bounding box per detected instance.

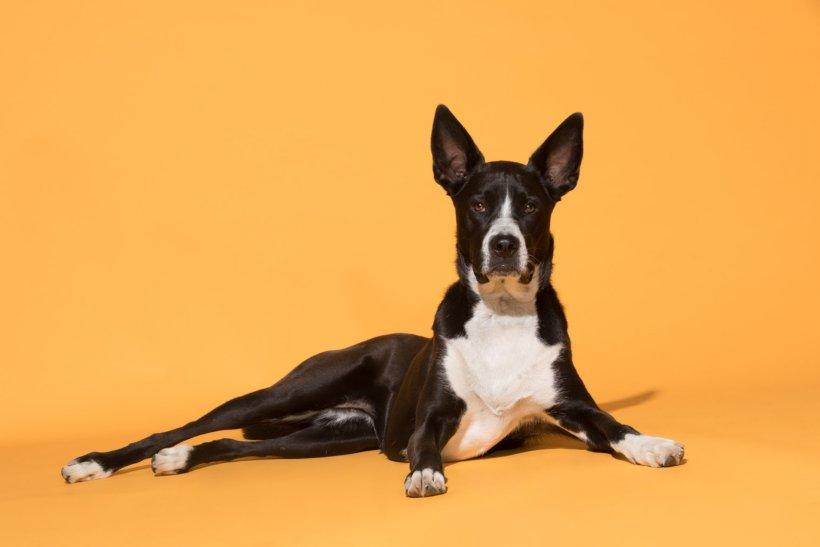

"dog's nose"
[490,235,519,258]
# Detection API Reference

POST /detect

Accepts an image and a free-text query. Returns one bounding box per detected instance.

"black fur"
[62,105,681,495]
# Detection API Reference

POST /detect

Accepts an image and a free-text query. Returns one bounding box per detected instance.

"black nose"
[490,235,519,258]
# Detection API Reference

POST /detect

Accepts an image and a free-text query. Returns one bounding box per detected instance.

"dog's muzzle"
[483,234,529,279]
[486,235,520,273]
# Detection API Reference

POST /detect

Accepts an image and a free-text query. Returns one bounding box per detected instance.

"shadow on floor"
[599,389,657,413]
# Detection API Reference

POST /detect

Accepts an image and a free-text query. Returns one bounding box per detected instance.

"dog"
[61,105,684,497]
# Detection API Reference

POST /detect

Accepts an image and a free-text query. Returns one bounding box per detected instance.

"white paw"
[151,445,193,475]
[61,459,112,483]
[404,468,447,498]
[612,434,684,467]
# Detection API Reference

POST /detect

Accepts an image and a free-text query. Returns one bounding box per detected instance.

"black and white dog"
[62,106,684,497]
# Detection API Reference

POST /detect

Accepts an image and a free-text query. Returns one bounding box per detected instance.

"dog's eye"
[471,201,487,213]
[524,202,537,214]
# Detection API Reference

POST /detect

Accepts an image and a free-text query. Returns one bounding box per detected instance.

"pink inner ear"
[447,156,467,179]
[547,146,573,181]
[442,134,467,179]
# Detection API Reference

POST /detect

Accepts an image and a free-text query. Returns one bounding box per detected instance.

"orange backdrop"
[1,1,818,545]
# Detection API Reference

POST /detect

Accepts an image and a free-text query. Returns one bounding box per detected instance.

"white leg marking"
[404,468,447,498]
[61,459,112,483]
[151,444,193,475]
[611,434,685,467]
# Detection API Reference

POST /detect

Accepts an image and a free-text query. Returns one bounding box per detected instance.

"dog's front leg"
[404,414,458,498]
[393,337,465,498]
[548,398,685,467]
[403,363,464,497]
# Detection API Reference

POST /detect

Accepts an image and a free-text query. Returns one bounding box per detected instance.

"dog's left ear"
[528,113,584,200]
[431,105,484,196]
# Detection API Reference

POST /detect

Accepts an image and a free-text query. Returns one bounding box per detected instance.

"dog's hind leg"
[240,417,314,440]
[60,335,417,483]
[61,385,331,483]
[151,413,378,475]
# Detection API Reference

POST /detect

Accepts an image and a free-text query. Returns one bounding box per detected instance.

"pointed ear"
[431,105,484,196]
[528,113,584,200]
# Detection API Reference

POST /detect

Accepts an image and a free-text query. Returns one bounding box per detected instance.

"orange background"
[1,1,818,545]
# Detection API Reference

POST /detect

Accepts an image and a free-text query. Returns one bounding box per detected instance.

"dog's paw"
[151,445,193,475]
[404,468,447,498]
[61,456,112,483]
[611,434,684,467]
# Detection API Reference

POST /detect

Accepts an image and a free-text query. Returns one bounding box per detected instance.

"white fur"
[404,468,447,497]
[278,410,321,422]
[317,408,375,428]
[333,399,375,416]
[441,274,562,462]
[61,459,112,483]
[611,434,684,467]
[297,400,377,431]
[481,192,527,273]
[275,400,375,428]
[152,444,193,475]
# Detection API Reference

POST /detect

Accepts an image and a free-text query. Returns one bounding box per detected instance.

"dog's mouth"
[487,265,521,277]
[476,262,535,284]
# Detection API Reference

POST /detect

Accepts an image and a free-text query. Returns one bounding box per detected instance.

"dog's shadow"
[479,389,658,460]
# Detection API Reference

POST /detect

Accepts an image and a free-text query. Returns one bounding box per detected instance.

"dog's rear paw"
[152,445,193,475]
[404,468,447,498]
[61,455,112,483]
[612,434,684,467]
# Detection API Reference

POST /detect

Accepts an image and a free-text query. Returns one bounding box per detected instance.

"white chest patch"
[440,299,563,462]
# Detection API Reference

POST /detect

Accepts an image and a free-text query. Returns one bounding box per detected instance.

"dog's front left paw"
[404,468,447,498]
[612,434,684,467]
[151,445,193,475]
[61,454,112,483]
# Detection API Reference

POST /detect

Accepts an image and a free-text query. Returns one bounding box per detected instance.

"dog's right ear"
[431,105,484,196]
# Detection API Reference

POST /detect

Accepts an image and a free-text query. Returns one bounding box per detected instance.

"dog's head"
[431,105,583,285]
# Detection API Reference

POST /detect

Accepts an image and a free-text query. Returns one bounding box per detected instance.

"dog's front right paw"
[61,454,112,484]
[404,468,447,498]
[612,434,685,467]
